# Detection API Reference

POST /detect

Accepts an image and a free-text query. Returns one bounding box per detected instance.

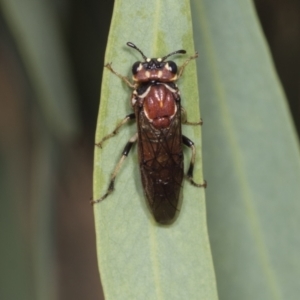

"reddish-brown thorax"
[143,84,176,129]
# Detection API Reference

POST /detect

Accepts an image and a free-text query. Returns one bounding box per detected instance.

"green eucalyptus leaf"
[93,0,217,299]
[191,0,300,299]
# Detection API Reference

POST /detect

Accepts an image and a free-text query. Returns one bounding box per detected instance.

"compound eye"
[167,61,177,74]
[132,61,142,75]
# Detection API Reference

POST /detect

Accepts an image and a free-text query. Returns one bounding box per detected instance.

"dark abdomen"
[137,97,183,223]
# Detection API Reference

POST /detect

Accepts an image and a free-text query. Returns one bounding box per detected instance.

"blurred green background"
[0,1,299,299]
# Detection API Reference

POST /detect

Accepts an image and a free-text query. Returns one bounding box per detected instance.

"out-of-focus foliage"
[0,0,110,299]
[192,0,300,299]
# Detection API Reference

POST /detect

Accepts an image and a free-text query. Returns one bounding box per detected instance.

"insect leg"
[105,63,135,88]
[182,135,207,188]
[95,113,135,148]
[181,107,203,126]
[91,133,138,204]
[177,52,198,79]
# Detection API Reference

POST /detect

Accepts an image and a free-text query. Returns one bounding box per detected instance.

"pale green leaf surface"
[191,1,300,299]
[93,1,217,299]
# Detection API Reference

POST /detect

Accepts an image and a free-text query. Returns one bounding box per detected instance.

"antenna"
[161,49,186,61]
[127,42,148,61]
